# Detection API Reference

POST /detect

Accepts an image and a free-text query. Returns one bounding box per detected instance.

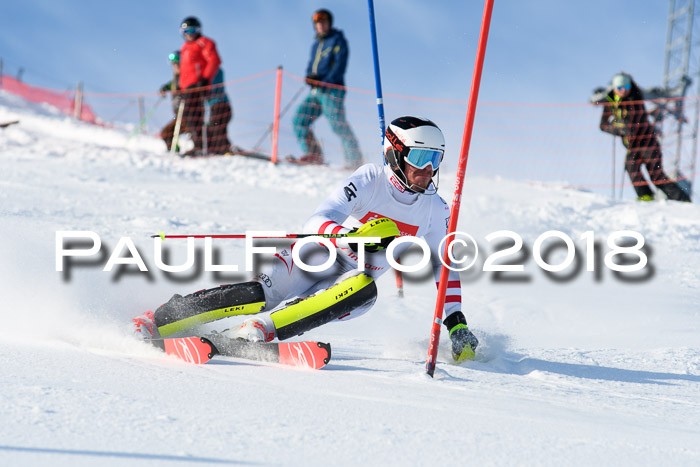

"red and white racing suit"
[256,164,462,322]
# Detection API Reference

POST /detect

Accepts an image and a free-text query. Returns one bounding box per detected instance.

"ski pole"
[129,96,164,139]
[171,100,186,154]
[611,134,616,199]
[152,232,353,240]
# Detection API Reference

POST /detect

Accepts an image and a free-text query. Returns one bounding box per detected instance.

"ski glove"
[449,323,478,362]
[604,116,627,136]
[188,78,210,90]
[346,217,400,253]
[305,73,321,87]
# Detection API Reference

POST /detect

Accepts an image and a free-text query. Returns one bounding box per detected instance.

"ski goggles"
[404,148,444,170]
[616,84,631,91]
[313,11,331,23]
[181,26,200,36]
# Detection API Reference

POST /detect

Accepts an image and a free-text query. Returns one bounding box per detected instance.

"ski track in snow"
[2,92,700,466]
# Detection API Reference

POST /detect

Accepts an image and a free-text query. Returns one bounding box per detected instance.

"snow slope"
[1,91,699,466]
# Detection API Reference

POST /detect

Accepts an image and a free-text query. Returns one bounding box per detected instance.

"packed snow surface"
[1,92,699,466]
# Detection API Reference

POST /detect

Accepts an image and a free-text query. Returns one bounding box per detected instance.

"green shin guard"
[271,273,377,341]
[154,282,266,337]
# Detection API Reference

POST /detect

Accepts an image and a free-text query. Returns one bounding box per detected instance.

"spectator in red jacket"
[178,16,222,156]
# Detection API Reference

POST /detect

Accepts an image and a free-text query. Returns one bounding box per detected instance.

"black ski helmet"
[181,16,201,35]
[384,116,445,194]
[312,9,333,26]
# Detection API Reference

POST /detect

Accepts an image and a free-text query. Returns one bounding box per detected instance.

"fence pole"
[73,81,83,121]
[271,66,283,164]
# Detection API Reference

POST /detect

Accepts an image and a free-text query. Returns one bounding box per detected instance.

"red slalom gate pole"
[425,0,494,377]
[270,66,283,164]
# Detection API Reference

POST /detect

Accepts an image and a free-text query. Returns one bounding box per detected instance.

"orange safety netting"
[2,69,697,196]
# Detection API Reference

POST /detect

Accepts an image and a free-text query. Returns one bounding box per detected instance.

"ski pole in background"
[252,83,305,152]
[128,96,164,139]
[611,135,616,199]
[171,100,186,154]
[368,0,403,297]
[619,141,626,200]
[426,0,494,378]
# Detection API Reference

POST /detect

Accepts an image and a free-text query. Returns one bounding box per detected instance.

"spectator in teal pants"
[292,9,363,169]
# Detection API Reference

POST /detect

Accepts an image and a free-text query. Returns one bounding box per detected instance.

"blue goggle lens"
[182,26,199,35]
[616,84,631,91]
[405,148,443,170]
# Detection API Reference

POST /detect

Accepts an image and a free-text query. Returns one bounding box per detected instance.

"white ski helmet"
[384,116,445,193]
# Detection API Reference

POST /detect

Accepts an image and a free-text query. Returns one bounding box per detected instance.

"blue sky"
[1,0,670,104]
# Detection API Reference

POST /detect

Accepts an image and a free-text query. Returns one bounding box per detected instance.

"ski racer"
[134,116,479,362]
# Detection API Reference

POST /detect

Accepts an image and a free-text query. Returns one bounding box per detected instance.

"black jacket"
[599,79,658,150]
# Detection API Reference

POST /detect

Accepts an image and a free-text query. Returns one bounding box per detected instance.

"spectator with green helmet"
[158,50,188,152]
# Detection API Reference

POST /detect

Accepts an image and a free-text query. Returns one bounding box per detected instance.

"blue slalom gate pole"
[367,0,386,145]
[368,0,404,298]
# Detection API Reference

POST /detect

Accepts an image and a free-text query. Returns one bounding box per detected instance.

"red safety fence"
[2,69,697,197]
[0,75,98,123]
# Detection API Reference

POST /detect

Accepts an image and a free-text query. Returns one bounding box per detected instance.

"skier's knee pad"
[154,282,266,337]
[270,273,377,341]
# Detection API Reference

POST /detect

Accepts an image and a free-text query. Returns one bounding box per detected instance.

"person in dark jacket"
[158,51,188,152]
[599,73,690,202]
[178,16,222,156]
[291,9,363,168]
